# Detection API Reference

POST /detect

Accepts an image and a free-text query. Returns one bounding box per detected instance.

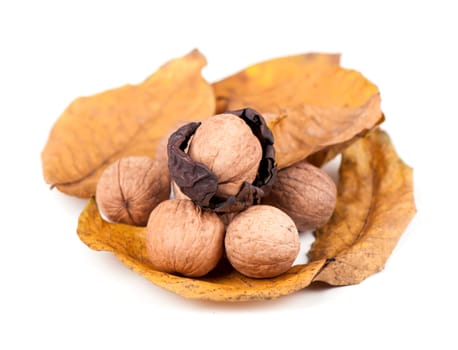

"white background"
[1,1,457,349]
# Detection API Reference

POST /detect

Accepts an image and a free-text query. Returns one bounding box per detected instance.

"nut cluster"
[95,108,337,279]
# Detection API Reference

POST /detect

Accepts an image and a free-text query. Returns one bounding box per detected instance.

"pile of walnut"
[96,109,337,279]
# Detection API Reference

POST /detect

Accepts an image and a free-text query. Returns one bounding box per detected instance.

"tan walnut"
[96,156,170,226]
[145,199,225,277]
[188,113,262,199]
[263,160,336,231]
[225,205,300,278]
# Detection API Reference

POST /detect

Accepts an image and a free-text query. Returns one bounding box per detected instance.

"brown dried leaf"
[42,50,214,198]
[77,198,326,301]
[213,53,383,169]
[309,128,416,285]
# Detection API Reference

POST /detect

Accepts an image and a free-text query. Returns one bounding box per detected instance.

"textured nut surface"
[263,160,337,231]
[146,199,225,277]
[188,114,262,198]
[96,157,170,226]
[225,205,300,278]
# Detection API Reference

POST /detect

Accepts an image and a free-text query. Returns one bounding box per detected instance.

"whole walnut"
[145,199,225,277]
[96,156,170,226]
[167,109,277,213]
[225,205,300,278]
[188,113,262,199]
[263,160,337,231]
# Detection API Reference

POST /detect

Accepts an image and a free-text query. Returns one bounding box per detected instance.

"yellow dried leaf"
[213,53,342,113]
[309,128,416,285]
[268,96,383,168]
[213,53,383,168]
[41,50,215,198]
[76,129,415,300]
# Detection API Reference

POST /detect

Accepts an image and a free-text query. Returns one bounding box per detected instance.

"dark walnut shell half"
[167,108,277,213]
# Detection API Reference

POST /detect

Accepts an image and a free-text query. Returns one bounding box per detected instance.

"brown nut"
[188,113,262,198]
[263,160,337,231]
[225,205,300,278]
[167,108,277,213]
[95,156,170,226]
[145,199,225,277]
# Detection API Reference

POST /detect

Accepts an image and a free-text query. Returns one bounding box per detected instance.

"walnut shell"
[188,113,262,198]
[95,156,170,226]
[225,205,300,278]
[145,199,225,277]
[263,160,337,231]
[155,121,191,169]
[167,108,277,213]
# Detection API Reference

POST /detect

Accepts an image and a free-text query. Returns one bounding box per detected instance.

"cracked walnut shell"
[95,156,170,226]
[145,199,225,277]
[225,205,300,278]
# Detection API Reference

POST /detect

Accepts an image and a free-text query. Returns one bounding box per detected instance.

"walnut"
[95,156,170,226]
[145,199,225,277]
[225,205,300,278]
[167,108,277,213]
[263,160,337,231]
[188,113,262,198]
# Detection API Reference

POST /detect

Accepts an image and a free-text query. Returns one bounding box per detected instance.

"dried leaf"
[213,53,342,113]
[77,198,326,301]
[213,53,383,168]
[42,50,215,198]
[269,97,382,168]
[309,129,416,285]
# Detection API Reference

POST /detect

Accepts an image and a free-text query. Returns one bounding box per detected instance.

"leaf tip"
[186,48,208,67]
